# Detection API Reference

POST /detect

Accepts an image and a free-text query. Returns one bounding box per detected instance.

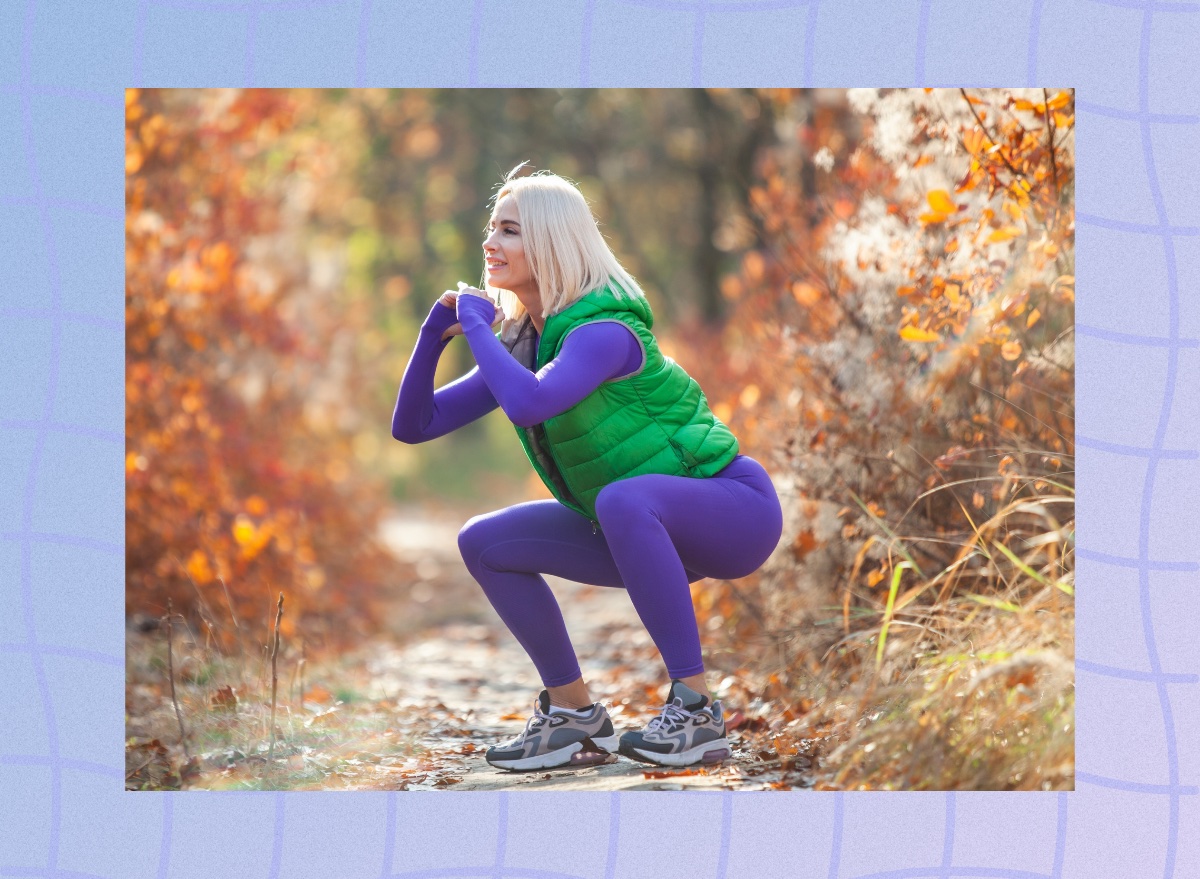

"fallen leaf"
[210,685,238,713]
[934,445,969,470]
[642,768,704,779]
[304,685,333,705]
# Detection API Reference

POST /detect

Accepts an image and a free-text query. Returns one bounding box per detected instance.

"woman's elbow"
[391,422,428,444]
[507,405,544,429]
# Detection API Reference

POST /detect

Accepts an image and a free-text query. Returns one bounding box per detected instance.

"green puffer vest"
[511,284,739,524]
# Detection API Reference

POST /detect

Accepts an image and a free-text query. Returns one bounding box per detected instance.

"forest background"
[126,87,1075,791]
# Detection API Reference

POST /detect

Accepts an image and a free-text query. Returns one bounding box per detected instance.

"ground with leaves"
[126,509,820,792]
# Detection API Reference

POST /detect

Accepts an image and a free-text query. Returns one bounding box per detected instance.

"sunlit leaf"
[962,129,986,155]
[791,282,822,306]
[186,549,214,585]
[900,325,941,343]
[232,516,257,547]
[926,189,957,214]
[988,226,1021,243]
[1046,91,1071,110]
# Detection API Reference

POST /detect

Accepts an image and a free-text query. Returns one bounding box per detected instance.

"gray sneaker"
[485,689,619,771]
[618,680,732,767]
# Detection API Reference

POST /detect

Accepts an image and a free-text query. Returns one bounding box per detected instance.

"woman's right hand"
[437,290,462,340]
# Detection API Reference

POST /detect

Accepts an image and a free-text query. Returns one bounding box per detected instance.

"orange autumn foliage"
[678,88,1074,657]
[125,89,397,647]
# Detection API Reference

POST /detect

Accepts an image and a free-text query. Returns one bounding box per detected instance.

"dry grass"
[810,588,1073,790]
[707,456,1075,791]
[125,615,428,790]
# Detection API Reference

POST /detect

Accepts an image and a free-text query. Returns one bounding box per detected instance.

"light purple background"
[1,1,1197,877]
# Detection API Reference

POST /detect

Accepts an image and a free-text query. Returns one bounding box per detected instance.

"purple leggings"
[457,454,783,686]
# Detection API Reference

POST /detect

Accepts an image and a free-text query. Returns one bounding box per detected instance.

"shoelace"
[498,702,554,749]
[645,701,693,735]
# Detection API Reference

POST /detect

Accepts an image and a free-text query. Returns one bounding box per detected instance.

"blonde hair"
[479,166,644,322]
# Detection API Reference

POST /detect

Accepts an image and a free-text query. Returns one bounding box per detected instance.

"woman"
[392,168,783,771]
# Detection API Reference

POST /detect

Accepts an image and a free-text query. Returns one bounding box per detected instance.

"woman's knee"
[457,513,493,569]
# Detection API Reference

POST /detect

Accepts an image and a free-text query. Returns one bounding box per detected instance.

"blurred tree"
[126,88,398,646]
[692,87,1074,661]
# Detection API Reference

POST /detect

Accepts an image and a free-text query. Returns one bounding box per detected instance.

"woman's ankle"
[675,672,713,703]
[546,678,593,710]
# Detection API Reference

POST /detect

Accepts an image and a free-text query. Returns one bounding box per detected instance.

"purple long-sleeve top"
[391,298,643,442]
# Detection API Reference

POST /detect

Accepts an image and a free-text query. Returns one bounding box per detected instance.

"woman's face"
[483,196,538,303]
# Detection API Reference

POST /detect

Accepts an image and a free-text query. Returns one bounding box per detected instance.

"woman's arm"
[391,301,500,443]
[457,294,640,427]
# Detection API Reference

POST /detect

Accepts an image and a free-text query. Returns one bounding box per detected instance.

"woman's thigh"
[594,455,783,580]
[459,499,627,587]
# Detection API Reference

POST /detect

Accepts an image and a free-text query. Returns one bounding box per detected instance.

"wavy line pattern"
[0,2,1195,879]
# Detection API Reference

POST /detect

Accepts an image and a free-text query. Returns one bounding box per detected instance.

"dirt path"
[368,508,811,791]
[364,599,753,791]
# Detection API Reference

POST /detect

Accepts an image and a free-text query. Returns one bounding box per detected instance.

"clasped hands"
[439,282,505,341]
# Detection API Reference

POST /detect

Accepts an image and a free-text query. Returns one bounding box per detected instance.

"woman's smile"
[483,196,536,301]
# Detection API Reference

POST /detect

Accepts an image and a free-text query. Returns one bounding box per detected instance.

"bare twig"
[268,592,284,761]
[218,576,243,633]
[165,598,191,760]
[1042,88,1059,195]
[298,640,306,707]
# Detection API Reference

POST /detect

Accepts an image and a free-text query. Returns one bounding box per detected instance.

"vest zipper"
[668,437,697,474]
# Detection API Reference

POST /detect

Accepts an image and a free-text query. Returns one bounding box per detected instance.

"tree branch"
[958,88,1028,185]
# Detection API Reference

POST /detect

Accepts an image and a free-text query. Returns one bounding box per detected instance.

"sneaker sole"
[486,734,620,772]
[620,737,732,767]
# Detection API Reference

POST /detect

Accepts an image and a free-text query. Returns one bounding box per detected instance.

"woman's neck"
[514,288,545,334]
